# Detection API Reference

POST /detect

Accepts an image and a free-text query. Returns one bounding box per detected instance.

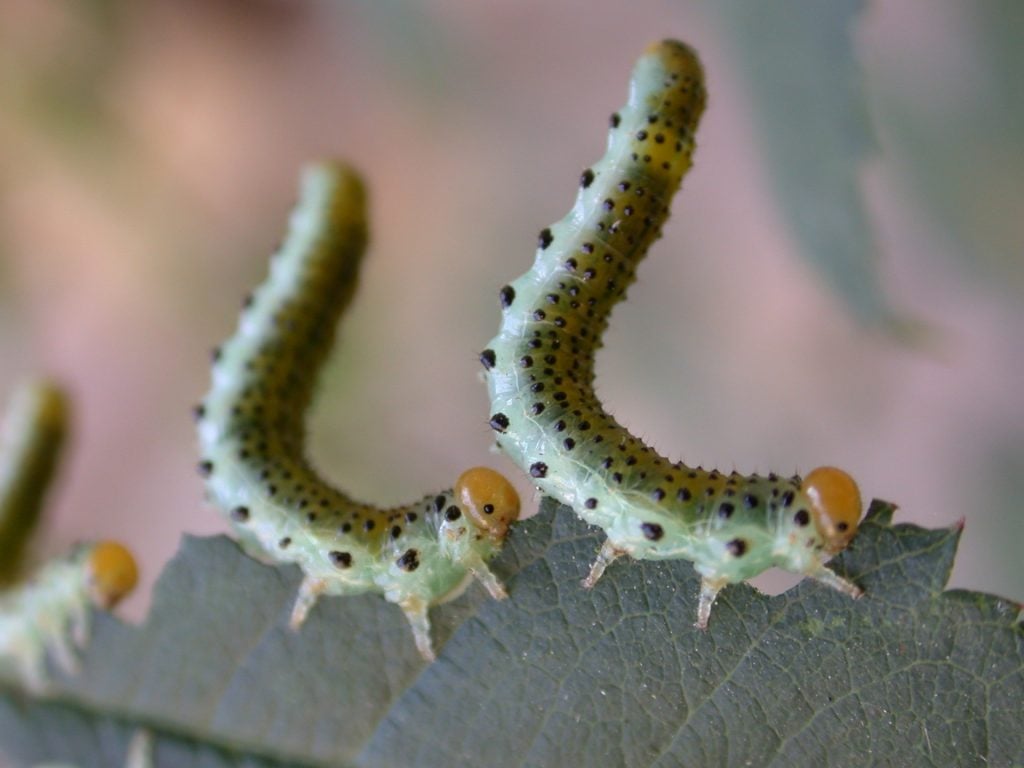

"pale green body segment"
[0,381,68,585]
[483,40,861,626]
[196,162,516,660]
[0,545,96,693]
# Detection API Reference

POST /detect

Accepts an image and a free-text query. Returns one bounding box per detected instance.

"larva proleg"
[196,162,520,661]
[482,40,863,627]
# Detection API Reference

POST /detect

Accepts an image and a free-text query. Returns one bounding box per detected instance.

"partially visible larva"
[0,380,68,585]
[196,162,520,661]
[482,40,863,628]
[0,540,138,693]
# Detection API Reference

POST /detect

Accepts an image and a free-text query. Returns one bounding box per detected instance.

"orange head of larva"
[454,467,521,541]
[801,467,863,554]
[86,541,139,609]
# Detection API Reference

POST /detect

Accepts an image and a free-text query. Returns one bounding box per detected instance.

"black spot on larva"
[229,506,249,522]
[363,519,376,532]
[580,169,595,188]
[210,347,222,363]
[564,438,576,450]
[677,487,692,502]
[532,309,546,321]
[781,491,795,508]
[641,522,664,541]
[794,509,811,527]
[652,488,666,502]
[405,511,418,524]
[744,494,759,509]
[197,460,214,477]
[192,404,205,421]
[530,462,548,478]
[718,502,735,520]
[445,505,461,521]
[636,130,648,140]
[391,525,402,539]
[480,349,496,369]
[530,402,545,415]
[837,522,850,532]
[434,495,446,513]
[341,522,352,533]
[397,549,420,572]
[610,112,621,128]
[584,498,598,509]
[489,413,510,432]
[539,228,554,249]
[727,539,748,557]
[520,355,534,368]
[329,551,353,569]
[499,285,515,308]
[612,472,623,483]
[279,537,291,549]
[602,199,615,212]
[305,512,317,524]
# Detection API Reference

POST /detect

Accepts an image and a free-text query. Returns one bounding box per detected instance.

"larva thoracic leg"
[482,40,863,627]
[0,540,138,692]
[196,162,520,661]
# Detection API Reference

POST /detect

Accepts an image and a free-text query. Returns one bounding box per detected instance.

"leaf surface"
[1,501,1021,767]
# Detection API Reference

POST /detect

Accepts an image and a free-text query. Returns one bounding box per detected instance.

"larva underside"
[196,162,519,661]
[483,40,864,627]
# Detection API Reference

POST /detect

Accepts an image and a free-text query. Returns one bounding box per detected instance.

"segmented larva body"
[0,380,68,585]
[0,541,138,693]
[483,40,863,627]
[196,162,520,661]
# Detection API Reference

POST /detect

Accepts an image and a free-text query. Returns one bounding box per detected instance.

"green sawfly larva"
[196,162,520,661]
[482,40,863,627]
[0,540,138,693]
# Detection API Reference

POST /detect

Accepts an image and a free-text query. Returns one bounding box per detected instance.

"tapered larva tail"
[196,162,520,661]
[482,40,863,627]
[0,380,68,585]
[0,540,138,693]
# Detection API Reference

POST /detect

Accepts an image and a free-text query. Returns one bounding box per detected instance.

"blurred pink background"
[1,0,1021,619]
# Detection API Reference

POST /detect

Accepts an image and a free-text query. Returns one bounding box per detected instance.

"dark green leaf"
[2,501,1021,767]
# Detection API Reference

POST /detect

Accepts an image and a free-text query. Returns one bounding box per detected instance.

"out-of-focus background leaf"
[1,502,1021,766]
[0,0,1021,622]
[714,0,890,323]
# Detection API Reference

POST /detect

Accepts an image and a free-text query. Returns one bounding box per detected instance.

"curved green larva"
[0,380,68,585]
[196,162,520,661]
[482,40,864,628]
[0,541,138,693]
